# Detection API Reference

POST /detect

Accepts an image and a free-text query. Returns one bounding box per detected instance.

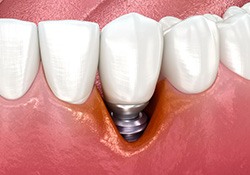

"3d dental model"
[100,13,163,142]
[1,2,250,142]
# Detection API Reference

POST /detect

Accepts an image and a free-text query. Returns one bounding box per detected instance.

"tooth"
[242,2,250,13]
[0,19,40,100]
[161,16,219,94]
[204,14,222,22]
[38,20,99,104]
[203,14,220,51]
[159,16,181,31]
[223,6,246,19]
[99,13,163,141]
[100,13,163,105]
[218,13,250,80]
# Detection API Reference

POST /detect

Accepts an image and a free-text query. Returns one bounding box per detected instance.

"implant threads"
[111,112,148,142]
[106,103,149,142]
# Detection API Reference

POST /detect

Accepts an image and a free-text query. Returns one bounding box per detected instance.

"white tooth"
[38,20,99,104]
[218,13,250,80]
[223,6,246,19]
[0,19,40,100]
[242,2,250,13]
[159,16,181,31]
[100,13,163,105]
[204,14,222,22]
[161,16,219,94]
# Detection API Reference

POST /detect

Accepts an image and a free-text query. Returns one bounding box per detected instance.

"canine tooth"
[242,2,250,13]
[0,19,40,99]
[218,13,250,80]
[100,13,163,105]
[223,6,246,19]
[39,20,99,104]
[159,16,181,31]
[161,16,219,94]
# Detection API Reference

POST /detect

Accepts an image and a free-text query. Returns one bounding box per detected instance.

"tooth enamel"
[242,2,250,13]
[204,14,222,22]
[38,20,99,104]
[161,16,219,94]
[218,13,250,80]
[223,6,246,19]
[159,16,181,31]
[0,19,40,100]
[100,13,163,105]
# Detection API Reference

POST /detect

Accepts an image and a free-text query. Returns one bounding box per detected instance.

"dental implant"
[99,13,163,142]
[107,103,149,142]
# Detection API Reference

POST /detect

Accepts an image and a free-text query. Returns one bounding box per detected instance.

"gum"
[1,0,250,174]
[1,64,250,174]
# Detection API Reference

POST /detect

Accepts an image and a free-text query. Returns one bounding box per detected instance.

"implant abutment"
[106,102,149,142]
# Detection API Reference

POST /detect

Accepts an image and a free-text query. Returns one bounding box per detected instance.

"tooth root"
[218,13,250,80]
[161,16,219,94]
[242,2,250,13]
[159,16,181,32]
[0,19,40,100]
[223,6,246,19]
[38,20,99,104]
[100,13,163,105]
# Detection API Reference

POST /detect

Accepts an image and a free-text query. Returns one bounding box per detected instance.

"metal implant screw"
[106,103,149,142]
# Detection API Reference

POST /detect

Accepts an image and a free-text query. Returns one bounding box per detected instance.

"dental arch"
[1,2,250,141]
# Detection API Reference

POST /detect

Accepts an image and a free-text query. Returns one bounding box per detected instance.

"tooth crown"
[159,16,181,31]
[218,13,250,80]
[0,19,39,99]
[161,16,219,94]
[39,20,100,104]
[100,13,163,105]
[223,6,247,19]
[242,2,250,13]
[2,7,250,101]
[204,14,222,22]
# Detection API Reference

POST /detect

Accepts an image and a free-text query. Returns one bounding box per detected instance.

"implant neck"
[106,102,148,119]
